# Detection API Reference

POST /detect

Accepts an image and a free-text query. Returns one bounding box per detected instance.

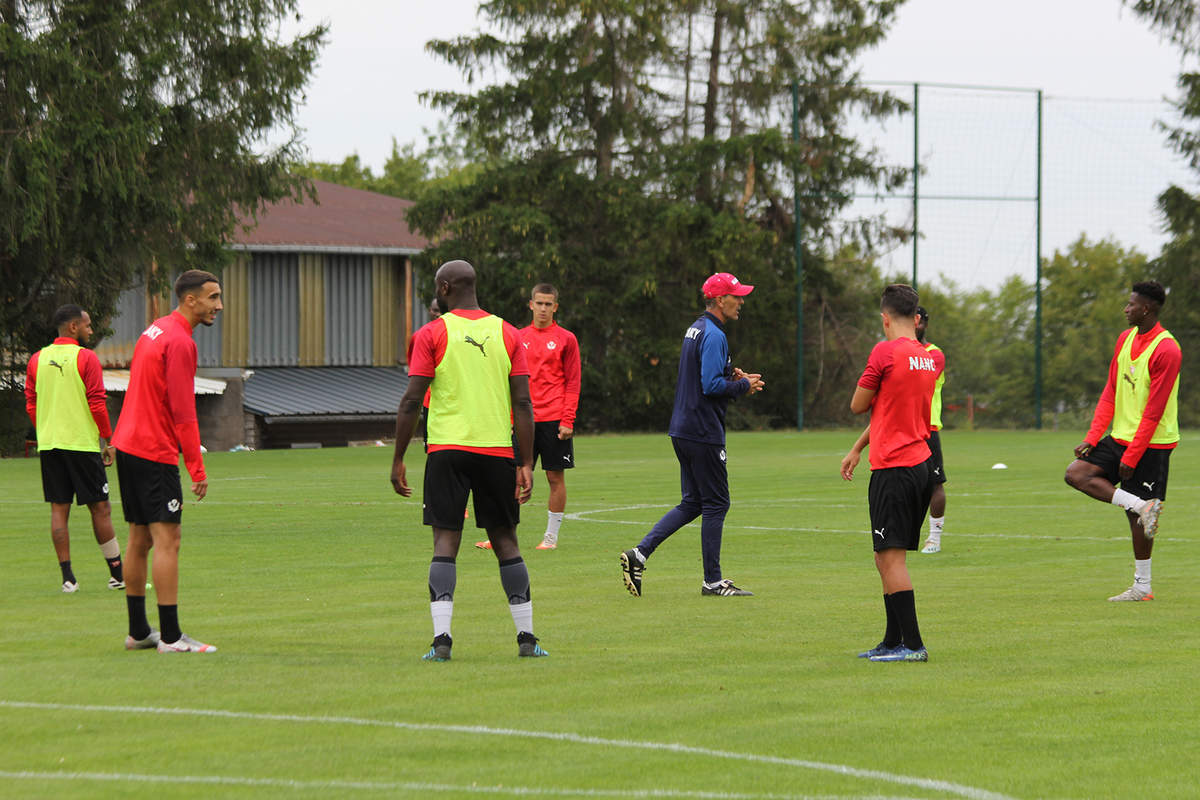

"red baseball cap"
[702,272,754,299]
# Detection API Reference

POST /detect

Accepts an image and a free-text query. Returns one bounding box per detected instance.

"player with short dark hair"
[1065,280,1180,602]
[112,268,222,653]
[392,259,548,660]
[915,306,948,553]
[475,282,581,551]
[840,283,938,662]
[25,304,124,593]
[620,272,764,598]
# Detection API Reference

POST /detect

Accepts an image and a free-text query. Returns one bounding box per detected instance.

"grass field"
[1,429,1198,799]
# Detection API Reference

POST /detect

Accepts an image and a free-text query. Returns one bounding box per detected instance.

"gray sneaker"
[125,629,161,650]
[157,633,217,653]
[1137,498,1163,539]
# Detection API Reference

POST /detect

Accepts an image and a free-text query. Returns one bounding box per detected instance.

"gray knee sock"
[429,556,456,601]
[498,557,530,604]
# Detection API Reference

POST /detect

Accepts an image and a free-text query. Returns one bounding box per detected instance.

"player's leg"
[538,470,566,549]
[68,449,123,586]
[1109,451,1168,602]
[691,441,750,597]
[922,432,946,553]
[537,421,573,549]
[867,466,929,662]
[1065,438,1156,522]
[86,501,124,588]
[621,438,701,597]
[422,451,469,660]
[49,502,76,591]
[122,523,159,649]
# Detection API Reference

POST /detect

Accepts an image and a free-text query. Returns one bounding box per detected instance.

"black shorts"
[867,460,933,552]
[518,420,575,471]
[927,430,947,485]
[40,449,109,505]
[1081,435,1171,501]
[423,449,520,531]
[115,449,183,525]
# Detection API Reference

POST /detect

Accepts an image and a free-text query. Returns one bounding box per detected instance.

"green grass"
[1,429,1198,799]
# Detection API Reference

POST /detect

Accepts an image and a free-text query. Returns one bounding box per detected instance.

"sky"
[283,0,1195,288]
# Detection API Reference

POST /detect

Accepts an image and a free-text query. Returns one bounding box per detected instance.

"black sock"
[59,560,75,583]
[106,558,123,581]
[891,589,924,650]
[127,595,151,640]
[882,593,902,647]
[158,604,181,644]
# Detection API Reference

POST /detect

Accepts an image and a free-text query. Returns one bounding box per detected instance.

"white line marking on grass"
[0,771,923,800]
[0,701,1017,800]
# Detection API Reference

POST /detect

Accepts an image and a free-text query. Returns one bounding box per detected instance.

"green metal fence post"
[913,82,919,290]
[1035,89,1044,429]
[792,79,804,431]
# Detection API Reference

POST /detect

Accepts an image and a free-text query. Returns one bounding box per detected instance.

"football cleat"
[920,539,941,554]
[620,549,644,597]
[62,580,78,593]
[517,631,549,657]
[701,579,753,596]
[157,633,217,653]
[535,539,557,550]
[1137,498,1163,539]
[475,540,493,550]
[422,633,452,661]
[1108,585,1154,602]
[857,642,901,659]
[125,629,161,650]
[869,645,928,662]
[107,577,125,590]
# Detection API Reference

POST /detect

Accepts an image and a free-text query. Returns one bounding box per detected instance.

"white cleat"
[920,540,941,554]
[125,630,162,650]
[62,580,78,593]
[1107,585,1154,602]
[157,633,217,653]
[1137,498,1163,539]
[108,577,125,590]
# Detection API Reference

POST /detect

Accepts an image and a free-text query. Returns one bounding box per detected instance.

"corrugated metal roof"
[103,370,227,396]
[243,367,409,417]
[232,180,427,253]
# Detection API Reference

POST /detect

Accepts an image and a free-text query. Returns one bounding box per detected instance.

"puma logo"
[465,335,490,357]
[1143,481,1155,492]
[47,359,66,375]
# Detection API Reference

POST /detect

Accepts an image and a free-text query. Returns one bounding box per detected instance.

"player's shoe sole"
[869,645,928,662]
[125,629,161,650]
[157,633,217,653]
[1137,498,1163,539]
[620,549,643,597]
[1108,586,1154,602]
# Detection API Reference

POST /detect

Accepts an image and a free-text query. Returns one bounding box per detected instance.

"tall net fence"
[843,83,1192,292]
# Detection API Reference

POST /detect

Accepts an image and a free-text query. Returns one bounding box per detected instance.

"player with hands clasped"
[25,304,125,593]
[841,284,938,663]
[392,260,547,660]
[1065,281,1180,602]
[620,272,764,599]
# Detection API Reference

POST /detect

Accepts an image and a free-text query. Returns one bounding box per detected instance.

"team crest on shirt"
[546,340,557,350]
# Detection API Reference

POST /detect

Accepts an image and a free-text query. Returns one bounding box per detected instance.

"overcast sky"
[283,0,1194,287]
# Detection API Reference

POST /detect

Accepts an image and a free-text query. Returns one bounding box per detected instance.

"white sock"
[927,516,944,542]
[99,537,121,560]
[509,600,533,634]
[431,600,453,638]
[1134,558,1152,591]
[544,511,564,543]
[1111,489,1145,513]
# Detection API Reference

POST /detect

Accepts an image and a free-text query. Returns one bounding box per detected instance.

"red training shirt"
[858,337,938,470]
[1085,322,1182,467]
[25,338,112,437]
[111,311,206,481]
[520,322,581,427]
[408,309,529,457]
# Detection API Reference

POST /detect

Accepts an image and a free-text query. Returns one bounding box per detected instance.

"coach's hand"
[516,464,533,504]
[192,479,208,501]
[1073,441,1092,459]
[391,461,411,497]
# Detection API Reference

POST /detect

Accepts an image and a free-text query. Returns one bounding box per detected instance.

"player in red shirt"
[25,305,124,592]
[111,269,222,654]
[840,284,938,663]
[475,283,580,551]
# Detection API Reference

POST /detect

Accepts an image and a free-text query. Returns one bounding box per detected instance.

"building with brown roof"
[98,181,433,450]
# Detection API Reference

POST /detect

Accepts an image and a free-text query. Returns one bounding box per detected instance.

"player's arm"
[559,333,581,438]
[510,374,535,504]
[840,425,870,481]
[390,375,432,497]
[850,385,875,415]
[1078,336,1124,457]
[700,334,750,397]
[732,366,765,394]
[77,349,114,463]
[24,351,38,426]
[164,340,207,497]
[1119,338,1182,475]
